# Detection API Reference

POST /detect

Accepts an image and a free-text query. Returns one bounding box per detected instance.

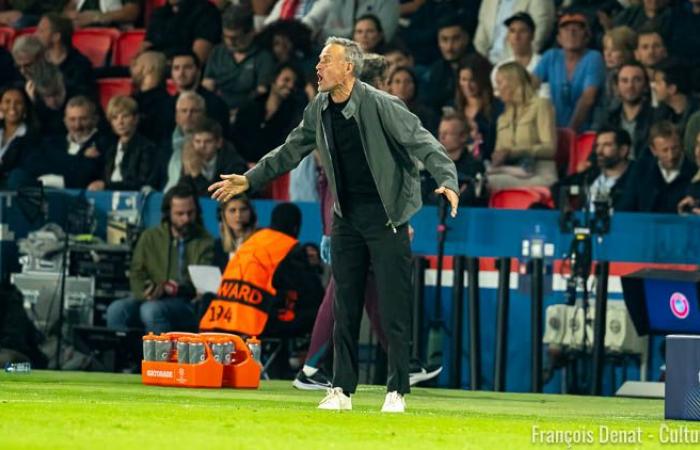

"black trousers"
[330,202,412,395]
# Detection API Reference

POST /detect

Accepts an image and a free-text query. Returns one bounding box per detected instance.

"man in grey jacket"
[210,37,458,413]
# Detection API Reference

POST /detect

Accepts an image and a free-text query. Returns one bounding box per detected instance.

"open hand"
[208,173,250,202]
[434,186,459,217]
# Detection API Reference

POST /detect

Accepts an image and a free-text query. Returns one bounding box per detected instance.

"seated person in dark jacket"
[231,63,306,163]
[677,129,700,216]
[552,126,634,211]
[421,112,487,206]
[0,85,40,189]
[28,61,70,137]
[87,95,157,192]
[35,95,110,189]
[179,118,247,197]
[618,120,698,213]
[651,58,700,140]
[35,14,96,99]
[131,51,175,145]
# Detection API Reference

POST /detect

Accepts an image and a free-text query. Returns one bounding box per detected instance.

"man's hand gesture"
[434,186,459,217]
[208,174,250,202]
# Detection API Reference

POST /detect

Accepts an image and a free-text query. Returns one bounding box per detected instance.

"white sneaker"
[318,387,352,411]
[381,391,406,413]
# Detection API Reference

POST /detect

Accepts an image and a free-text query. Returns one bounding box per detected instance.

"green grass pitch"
[1,370,699,449]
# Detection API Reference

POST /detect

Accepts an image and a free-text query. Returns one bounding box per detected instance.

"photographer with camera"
[552,126,633,210]
[677,130,700,216]
[106,185,214,334]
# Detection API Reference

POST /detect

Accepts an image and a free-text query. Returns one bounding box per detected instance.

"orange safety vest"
[199,228,297,336]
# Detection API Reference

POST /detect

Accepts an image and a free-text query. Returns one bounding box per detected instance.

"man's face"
[35,17,55,48]
[130,57,145,88]
[635,33,667,68]
[175,98,204,132]
[651,134,682,171]
[271,67,297,99]
[353,18,381,52]
[437,26,468,62]
[171,55,199,91]
[438,119,467,153]
[272,34,293,63]
[595,132,627,169]
[506,21,533,54]
[388,70,415,102]
[64,105,95,142]
[617,65,646,104]
[223,27,254,53]
[315,44,352,93]
[169,196,197,237]
[41,87,66,111]
[192,131,221,162]
[13,52,36,79]
[557,23,587,52]
[652,71,673,103]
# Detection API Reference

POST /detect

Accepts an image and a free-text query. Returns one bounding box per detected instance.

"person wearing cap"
[533,11,605,132]
[490,12,548,98]
[473,0,555,64]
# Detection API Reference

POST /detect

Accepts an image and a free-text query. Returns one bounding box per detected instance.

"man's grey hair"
[176,91,206,110]
[325,37,364,77]
[12,35,44,60]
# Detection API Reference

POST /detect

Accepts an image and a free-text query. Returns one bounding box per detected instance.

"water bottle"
[246,337,261,364]
[4,362,31,373]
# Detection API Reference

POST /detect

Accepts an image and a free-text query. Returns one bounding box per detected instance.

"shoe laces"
[319,387,343,405]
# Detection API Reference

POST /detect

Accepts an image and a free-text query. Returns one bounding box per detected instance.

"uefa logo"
[670,292,690,319]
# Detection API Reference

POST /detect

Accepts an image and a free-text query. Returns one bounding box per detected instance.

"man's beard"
[598,154,623,169]
[173,222,193,238]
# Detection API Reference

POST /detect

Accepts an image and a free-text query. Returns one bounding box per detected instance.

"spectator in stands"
[422,112,486,206]
[383,43,414,75]
[107,184,214,334]
[0,1,63,28]
[232,63,305,163]
[599,61,653,160]
[358,53,388,92]
[203,4,276,116]
[170,50,230,136]
[11,34,44,81]
[423,17,481,115]
[0,85,38,189]
[387,67,437,136]
[634,25,667,78]
[257,19,314,77]
[677,130,700,215]
[180,117,246,196]
[213,194,257,270]
[533,11,605,132]
[454,55,500,161]
[599,26,637,111]
[489,62,557,190]
[142,0,222,63]
[353,14,386,54]
[652,59,700,138]
[200,202,323,340]
[36,95,109,188]
[473,0,555,64]
[35,13,96,99]
[87,95,156,192]
[613,0,671,38]
[302,0,398,45]
[552,126,633,210]
[667,0,700,82]
[263,0,317,25]
[28,62,70,136]
[131,51,175,144]
[161,91,205,191]
[62,0,141,28]
[619,120,697,213]
[490,13,545,97]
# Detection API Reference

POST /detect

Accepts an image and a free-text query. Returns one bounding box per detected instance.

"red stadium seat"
[568,131,597,175]
[0,27,15,49]
[98,78,133,111]
[556,128,575,177]
[72,28,120,68]
[112,29,146,66]
[489,187,554,209]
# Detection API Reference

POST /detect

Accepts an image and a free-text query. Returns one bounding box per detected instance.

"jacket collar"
[319,80,364,119]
